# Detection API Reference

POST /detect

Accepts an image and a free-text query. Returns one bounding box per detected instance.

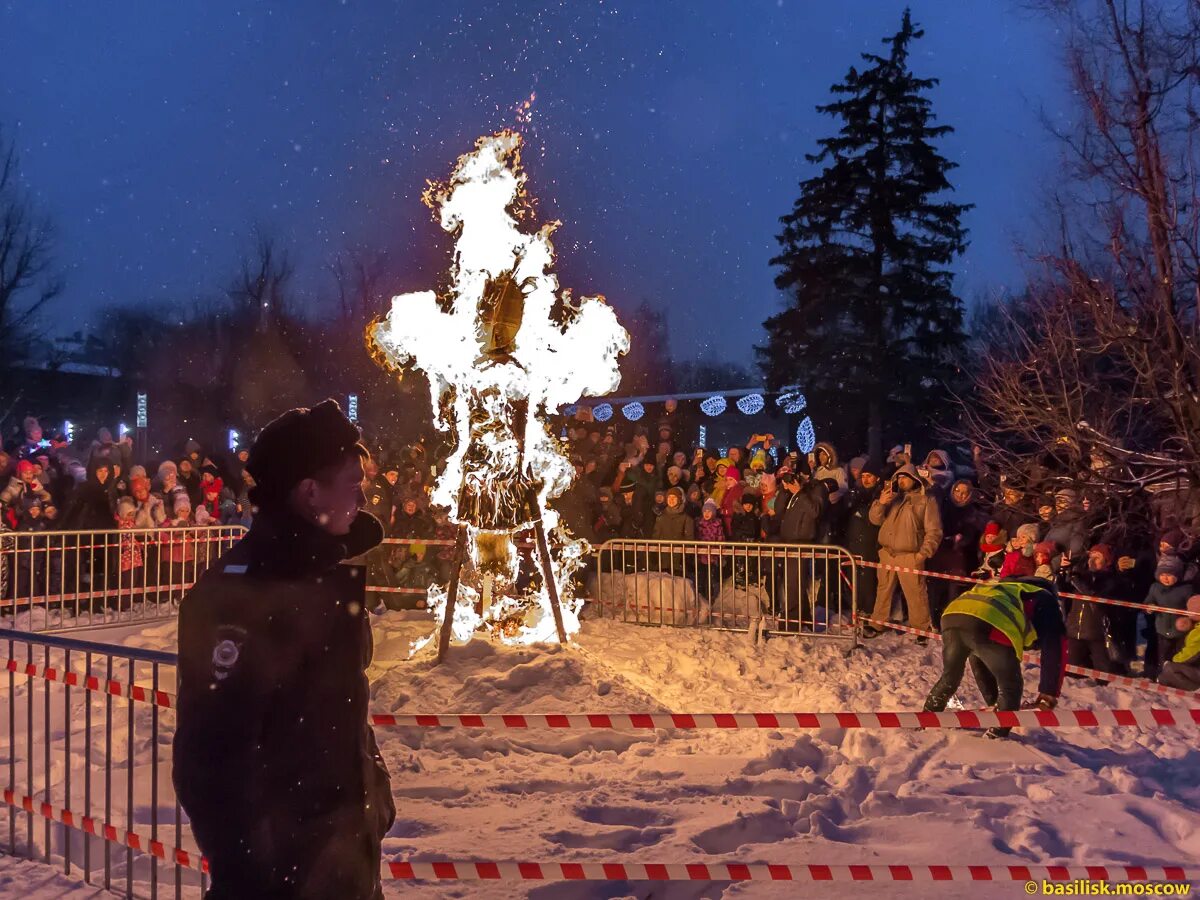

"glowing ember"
[369,130,628,650]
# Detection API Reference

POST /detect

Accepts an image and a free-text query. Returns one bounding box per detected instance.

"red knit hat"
[1088,543,1115,569]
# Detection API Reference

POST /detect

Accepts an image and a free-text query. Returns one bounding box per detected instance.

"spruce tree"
[759,9,970,463]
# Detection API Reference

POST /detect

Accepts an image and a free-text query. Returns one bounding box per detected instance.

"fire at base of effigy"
[367,129,628,657]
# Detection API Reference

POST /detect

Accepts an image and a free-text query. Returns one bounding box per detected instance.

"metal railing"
[0,527,245,634]
[0,627,201,898]
[592,539,858,642]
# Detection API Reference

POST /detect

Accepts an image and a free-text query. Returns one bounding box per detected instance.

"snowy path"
[0,612,1196,899]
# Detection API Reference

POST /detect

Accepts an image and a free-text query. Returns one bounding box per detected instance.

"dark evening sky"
[1,1,1068,364]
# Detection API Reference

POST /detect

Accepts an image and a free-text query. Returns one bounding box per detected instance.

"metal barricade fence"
[592,539,858,642]
[0,627,202,899]
[0,527,246,634]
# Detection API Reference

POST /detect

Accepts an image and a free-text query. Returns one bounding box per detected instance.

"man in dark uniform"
[173,400,395,899]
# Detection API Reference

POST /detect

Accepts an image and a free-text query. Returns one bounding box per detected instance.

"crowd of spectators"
[4,402,1199,690]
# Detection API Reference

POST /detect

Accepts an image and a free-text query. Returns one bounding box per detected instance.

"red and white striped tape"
[370,707,1199,730]
[852,558,1199,618]
[6,785,1189,887]
[1,582,197,610]
[4,659,176,709]
[384,860,1192,882]
[0,788,206,873]
[855,615,1199,699]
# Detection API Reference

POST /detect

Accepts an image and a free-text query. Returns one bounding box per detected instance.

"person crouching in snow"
[1158,595,1200,691]
[924,576,1066,738]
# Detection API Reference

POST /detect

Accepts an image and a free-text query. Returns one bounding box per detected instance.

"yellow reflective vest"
[943,582,1041,658]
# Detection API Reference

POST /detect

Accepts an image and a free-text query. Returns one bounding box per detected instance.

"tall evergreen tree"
[759,9,970,462]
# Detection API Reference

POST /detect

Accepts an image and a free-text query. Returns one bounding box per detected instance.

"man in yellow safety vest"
[923,576,1066,738]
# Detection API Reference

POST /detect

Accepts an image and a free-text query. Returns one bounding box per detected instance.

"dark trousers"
[1149,635,1185,680]
[925,615,1023,727]
[1067,637,1116,676]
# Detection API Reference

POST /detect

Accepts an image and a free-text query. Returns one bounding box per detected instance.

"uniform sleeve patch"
[211,625,248,681]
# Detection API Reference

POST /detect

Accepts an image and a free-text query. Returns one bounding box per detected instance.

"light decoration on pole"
[63,421,74,443]
[118,423,129,441]
[700,395,727,417]
[228,429,240,452]
[136,393,148,429]
[592,403,613,422]
[367,131,628,654]
[736,393,764,415]
[795,417,816,454]
[698,425,707,448]
[621,401,644,421]
[347,394,359,424]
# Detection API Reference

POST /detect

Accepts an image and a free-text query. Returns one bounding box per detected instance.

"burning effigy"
[368,131,628,659]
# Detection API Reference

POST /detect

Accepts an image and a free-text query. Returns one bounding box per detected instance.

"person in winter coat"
[993,484,1035,545]
[812,442,847,502]
[174,399,394,900]
[729,492,761,543]
[719,469,744,536]
[177,457,203,507]
[1043,489,1089,571]
[863,464,942,636]
[595,486,623,544]
[0,459,52,518]
[774,468,827,626]
[615,478,647,540]
[1158,595,1200,690]
[154,461,187,505]
[61,459,115,532]
[843,463,882,619]
[652,486,695,542]
[918,449,954,498]
[1147,556,1193,679]
[975,522,1008,577]
[130,475,166,529]
[999,523,1041,578]
[694,498,726,598]
[924,576,1067,738]
[1062,543,1124,676]
[928,479,987,627]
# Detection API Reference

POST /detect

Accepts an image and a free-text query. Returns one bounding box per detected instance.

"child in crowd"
[1158,595,1200,691]
[1147,555,1193,680]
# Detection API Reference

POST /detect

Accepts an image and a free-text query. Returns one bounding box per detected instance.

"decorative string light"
[593,403,614,422]
[621,402,645,421]
[795,416,816,454]
[700,395,727,417]
[736,393,764,415]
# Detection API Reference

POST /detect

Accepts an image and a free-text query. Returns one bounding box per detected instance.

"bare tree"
[226,226,294,334]
[326,247,387,326]
[963,0,1200,528]
[0,128,63,364]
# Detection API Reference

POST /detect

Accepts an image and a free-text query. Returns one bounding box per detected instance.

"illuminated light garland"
[621,401,644,421]
[795,416,816,454]
[776,390,808,414]
[593,403,614,422]
[736,393,764,415]
[700,395,727,417]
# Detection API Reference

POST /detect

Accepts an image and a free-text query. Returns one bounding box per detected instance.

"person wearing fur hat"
[1146,555,1193,679]
[174,399,393,900]
[1061,543,1125,676]
[1158,595,1200,691]
[999,523,1041,578]
[863,464,942,637]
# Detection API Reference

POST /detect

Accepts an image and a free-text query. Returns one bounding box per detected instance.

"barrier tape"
[5,534,237,553]
[6,785,1187,888]
[852,558,1199,618]
[383,860,1193,882]
[855,615,1199,699]
[4,659,177,709]
[370,707,1199,730]
[0,788,207,873]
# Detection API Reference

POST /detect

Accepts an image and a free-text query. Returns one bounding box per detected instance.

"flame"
[369,131,628,649]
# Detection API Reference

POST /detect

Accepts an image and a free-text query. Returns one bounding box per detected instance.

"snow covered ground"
[3,607,1199,899]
